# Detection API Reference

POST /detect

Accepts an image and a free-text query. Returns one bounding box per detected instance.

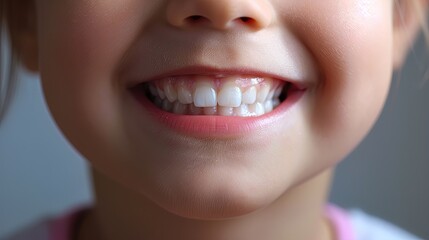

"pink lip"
[129,75,306,138]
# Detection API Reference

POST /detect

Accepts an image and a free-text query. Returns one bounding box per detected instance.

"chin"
[145,163,289,220]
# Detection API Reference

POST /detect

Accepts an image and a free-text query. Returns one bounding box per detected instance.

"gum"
[149,75,285,93]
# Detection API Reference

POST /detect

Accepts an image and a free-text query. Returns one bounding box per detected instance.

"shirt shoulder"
[348,209,423,240]
[1,219,51,240]
[1,205,90,240]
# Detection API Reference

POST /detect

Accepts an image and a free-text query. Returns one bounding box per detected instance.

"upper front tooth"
[194,80,217,107]
[218,81,242,107]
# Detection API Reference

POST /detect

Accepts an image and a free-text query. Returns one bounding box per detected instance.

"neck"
[78,168,334,240]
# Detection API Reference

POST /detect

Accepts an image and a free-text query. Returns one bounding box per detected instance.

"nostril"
[188,15,202,21]
[233,16,259,29]
[239,17,252,23]
[186,15,209,24]
[238,17,257,26]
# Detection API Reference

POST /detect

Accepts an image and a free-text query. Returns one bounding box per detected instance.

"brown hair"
[0,0,428,125]
[413,0,429,44]
[0,0,18,125]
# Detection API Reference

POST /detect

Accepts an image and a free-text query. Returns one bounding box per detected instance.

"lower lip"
[130,88,305,138]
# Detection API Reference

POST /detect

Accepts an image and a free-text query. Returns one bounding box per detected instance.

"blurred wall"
[0,36,428,239]
[0,71,93,237]
[329,34,429,239]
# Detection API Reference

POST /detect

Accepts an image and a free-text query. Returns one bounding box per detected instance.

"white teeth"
[178,84,193,104]
[218,81,242,107]
[234,104,250,116]
[194,81,217,107]
[249,102,265,116]
[264,100,273,112]
[146,76,287,116]
[255,103,265,116]
[274,87,282,98]
[256,84,270,102]
[242,86,256,105]
[149,85,158,96]
[203,107,217,115]
[173,102,187,114]
[273,99,280,108]
[267,89,275,101]
[157,88,166,99]
[189,104,202,115]
[218,106,234,116]
[162,99,173,112]
[164,83,177,102]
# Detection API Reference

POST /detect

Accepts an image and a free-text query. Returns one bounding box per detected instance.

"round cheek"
[36,1,154,163]
[284,1,394,165]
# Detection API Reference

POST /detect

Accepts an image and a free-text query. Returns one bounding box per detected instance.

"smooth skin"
[5,0,426,239]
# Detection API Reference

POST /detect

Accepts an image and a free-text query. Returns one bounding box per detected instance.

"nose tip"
[166,0,273,31]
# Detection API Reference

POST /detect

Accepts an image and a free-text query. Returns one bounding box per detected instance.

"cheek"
[35,0,154,162]
[36,0,148,91]
[284,1,394,163]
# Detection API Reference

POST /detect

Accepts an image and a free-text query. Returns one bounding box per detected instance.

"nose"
[166,0,274,31]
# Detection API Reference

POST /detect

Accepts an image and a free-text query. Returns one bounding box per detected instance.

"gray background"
[0,35,428,239]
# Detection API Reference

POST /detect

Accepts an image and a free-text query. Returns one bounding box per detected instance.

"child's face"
[34,0,398,218]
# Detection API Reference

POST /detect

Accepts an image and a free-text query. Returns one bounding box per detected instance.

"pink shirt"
[4,204,422,240]
[325,204,355,240]
[49,205,87,240]
[48,204,355,240]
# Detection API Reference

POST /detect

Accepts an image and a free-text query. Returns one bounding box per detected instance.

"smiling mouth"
[130,74,302,117]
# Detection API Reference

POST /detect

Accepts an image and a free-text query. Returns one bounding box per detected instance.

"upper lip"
[125,65,311,90]
[118,33,317,90]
